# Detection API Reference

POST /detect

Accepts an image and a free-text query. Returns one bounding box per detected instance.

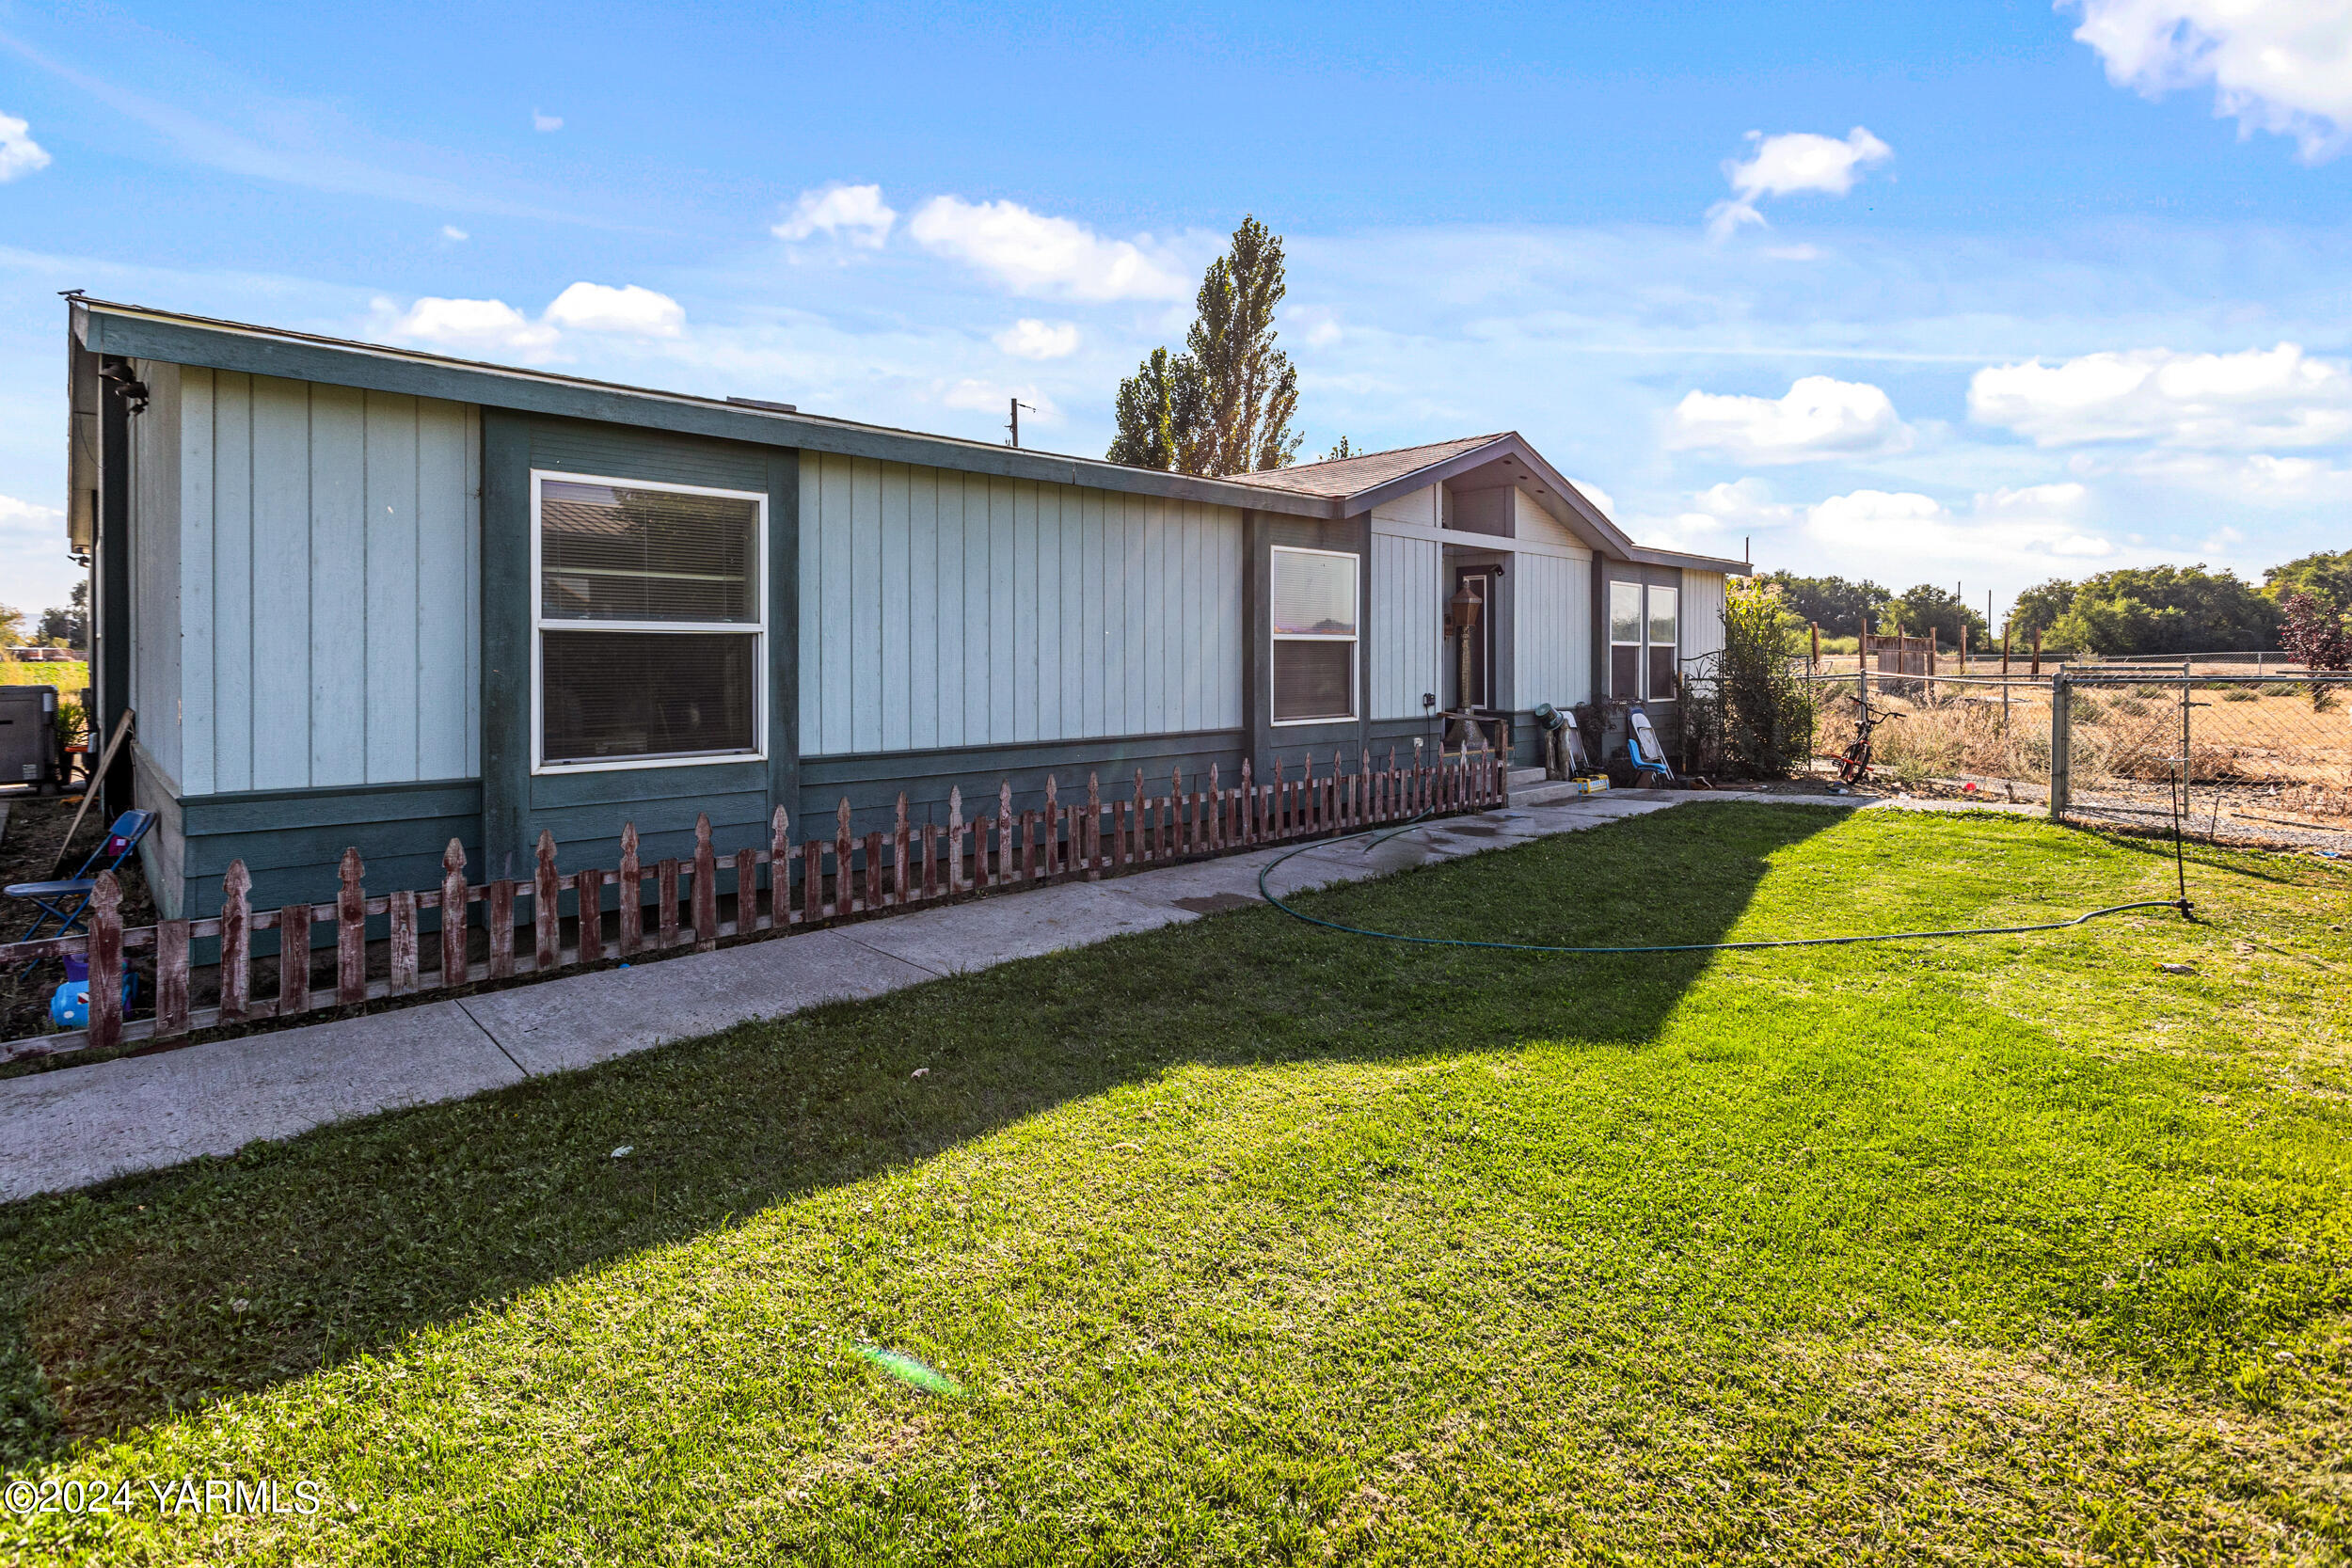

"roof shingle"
[1216,435,1508,498]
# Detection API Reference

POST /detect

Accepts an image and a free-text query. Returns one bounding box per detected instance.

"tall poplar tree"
[1106,216,1303,476]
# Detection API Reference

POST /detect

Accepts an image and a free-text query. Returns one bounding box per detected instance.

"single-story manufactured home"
[62,295,1747,920]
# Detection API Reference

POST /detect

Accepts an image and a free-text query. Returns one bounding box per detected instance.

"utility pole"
[1006,398,1035,448]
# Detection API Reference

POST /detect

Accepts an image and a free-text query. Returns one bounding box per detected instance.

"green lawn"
[2,804,2348,1565]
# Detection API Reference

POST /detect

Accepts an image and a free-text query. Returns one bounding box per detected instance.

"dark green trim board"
[98,356,133,817]
[478,411,804,884]
[766,449,802,833]
[480,408,532,879]
[1246,512,1371,781]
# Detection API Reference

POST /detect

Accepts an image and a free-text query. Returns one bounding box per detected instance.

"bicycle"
[1833,706,1904,785]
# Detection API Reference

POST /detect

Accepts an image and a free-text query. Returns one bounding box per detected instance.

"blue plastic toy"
[47,956,136,1031]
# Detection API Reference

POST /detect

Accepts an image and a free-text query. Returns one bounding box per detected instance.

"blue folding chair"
[8,810,155,945]
[1625,708,1677,787]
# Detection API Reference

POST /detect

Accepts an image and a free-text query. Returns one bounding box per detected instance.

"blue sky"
[3,0,2349,623]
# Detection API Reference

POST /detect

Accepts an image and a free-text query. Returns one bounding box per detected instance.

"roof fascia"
[72,300,1338,518]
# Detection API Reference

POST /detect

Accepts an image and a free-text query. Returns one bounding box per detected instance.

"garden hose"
[1254,805,2193,957]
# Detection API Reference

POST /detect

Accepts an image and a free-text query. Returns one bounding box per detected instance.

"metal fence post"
[2048,671,2071,820]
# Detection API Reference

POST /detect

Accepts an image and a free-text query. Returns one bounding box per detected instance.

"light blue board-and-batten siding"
[167,369,482,798]
[799,452,1244,756]
[1369,531,1441,721]
[1513,550,1594,711]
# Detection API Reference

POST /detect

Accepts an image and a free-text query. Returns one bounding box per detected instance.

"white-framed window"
[1646,584,1679,701]
[1270,546,1359,725]
[1608,579,1680,702]
[532,469,766,773]
[1609,579,1642,698]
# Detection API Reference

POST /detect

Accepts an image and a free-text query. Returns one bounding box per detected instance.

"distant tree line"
[1759,548,2351,659]
[0,582,87,653]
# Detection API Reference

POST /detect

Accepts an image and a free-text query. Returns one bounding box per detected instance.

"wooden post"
[894,794,912,904]
[2001,626,2011,677]
[537,830,564,970]
[1809,622,1820,677]
[864,830,884,908]
[1960,623,1969,674]
[803,838,823,923]
[732,847,757,937]
[438,840,469,990]
[575,865,606,960]
[157,914,190,1038]
[278,901,311,1018]
[2031,627,2042,676]
[998,783,1015,882]
[691,816,719,950]
[1272,757,1285,839]
[87,873,122,1051]
[1086,773,1102,877]
[771,805,792,927]
[657,856,680,947]
[2049,671,2072,819]
[837,799,856,912]
[618,824,644,957]
[948,786,966,894]
[337,847,367,1006]
[487,877,516,980]
[921,821,940,899]
[386,888,416,998]
[1043,777,1060,878]
[220,860,252,1022]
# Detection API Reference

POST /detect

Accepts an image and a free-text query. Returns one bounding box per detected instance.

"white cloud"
[532,109,563,133]
[1634,476,1803,550]
[387,296,559,356]
[939,379,1057,422]
[0,494,73,615]
[1706,127,1892,241]
[2068,0,2352,161]
[1968,342,2352,447]
[544,281,686,337]
[2125,450,2352,501]
[992,319,1081,360]
[773,183,897,248]
[1804,485,2117,567]
[439,225,469,242]
[907,196,1187,300]
[1567,479,1615,521]
[0,112,52,182]
[1666,374,1913,463]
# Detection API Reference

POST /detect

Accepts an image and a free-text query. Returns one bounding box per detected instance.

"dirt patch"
[0,792,158,1043]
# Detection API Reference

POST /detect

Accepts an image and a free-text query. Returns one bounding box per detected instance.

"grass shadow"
[0,803,1854,1464]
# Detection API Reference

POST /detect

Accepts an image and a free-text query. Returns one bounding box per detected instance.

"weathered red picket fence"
[3,747,1504,1063]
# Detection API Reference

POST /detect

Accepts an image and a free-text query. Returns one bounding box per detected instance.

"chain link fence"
[1681,663,2350,852]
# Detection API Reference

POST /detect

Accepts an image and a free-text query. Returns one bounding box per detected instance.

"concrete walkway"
[0,788,1912,1201]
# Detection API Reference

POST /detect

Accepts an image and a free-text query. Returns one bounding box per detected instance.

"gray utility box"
[0,685,58,794]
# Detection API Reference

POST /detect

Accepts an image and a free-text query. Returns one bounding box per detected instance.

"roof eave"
[68,296,1341,519]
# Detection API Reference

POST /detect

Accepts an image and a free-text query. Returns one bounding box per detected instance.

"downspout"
[96,355,135,816]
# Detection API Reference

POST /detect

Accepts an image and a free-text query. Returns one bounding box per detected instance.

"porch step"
[1506,767,1548,789]
[1509,780,1593,809]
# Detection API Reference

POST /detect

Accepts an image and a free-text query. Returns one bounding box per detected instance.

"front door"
[1452,565,1498,710]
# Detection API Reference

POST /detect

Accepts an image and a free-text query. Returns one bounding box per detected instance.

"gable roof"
[1233,430,1749,575]
[1220,436,1507,498]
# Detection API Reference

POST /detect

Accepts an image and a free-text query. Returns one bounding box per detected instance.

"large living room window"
[1270,546,1359,724]
[532,471,765,771]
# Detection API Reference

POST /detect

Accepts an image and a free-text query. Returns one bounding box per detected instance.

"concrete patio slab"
[459,927,937,1077]
[0,1002,524,1200]
[837,879,1200,975]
